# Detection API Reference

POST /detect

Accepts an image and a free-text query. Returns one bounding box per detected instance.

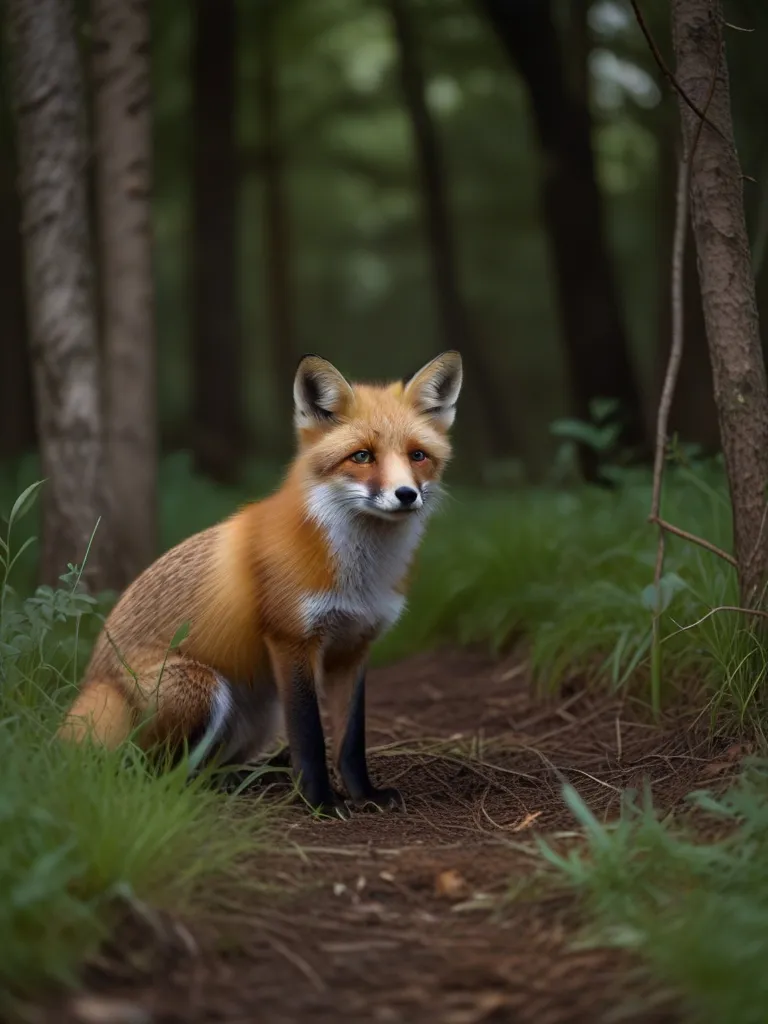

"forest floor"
[33,648,743,1024]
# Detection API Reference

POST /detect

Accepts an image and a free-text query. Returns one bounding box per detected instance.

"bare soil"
[39,649,746,1024]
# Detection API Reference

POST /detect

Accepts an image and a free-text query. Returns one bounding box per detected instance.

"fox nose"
[395,486,419,507]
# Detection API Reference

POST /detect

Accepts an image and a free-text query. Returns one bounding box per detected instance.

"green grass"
[380,459,766,725]
[541,768,768,1024]
[0,484,273,1006]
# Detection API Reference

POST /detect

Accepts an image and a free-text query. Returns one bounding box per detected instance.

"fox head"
[293,351,462,523]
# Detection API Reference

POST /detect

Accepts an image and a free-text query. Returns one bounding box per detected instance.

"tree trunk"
[0,138,35,462]
[7,0,113,591]
[479,0,647,481]
[386,0,518,460]
[655,110,719,453]
[92,0,157,588]
[191,0,244,482]
[257,1,298,458]
[672,0,768,606]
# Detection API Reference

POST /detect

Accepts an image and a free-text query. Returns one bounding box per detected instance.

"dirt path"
[55,650,738,1024]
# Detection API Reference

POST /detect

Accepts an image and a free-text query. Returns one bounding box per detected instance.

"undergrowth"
[544,768,768,1024]
[380,459,766,726]
[0,482,272,1005]
[3,450,764,723]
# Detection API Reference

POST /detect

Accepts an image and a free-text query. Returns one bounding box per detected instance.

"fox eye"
[350,450,374,464]
[410,450,427,462]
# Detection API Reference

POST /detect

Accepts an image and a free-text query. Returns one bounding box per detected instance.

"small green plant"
[542,767,768,1024]
[0,483,272,1004]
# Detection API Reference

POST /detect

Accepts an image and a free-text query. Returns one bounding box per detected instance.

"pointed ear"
[402,350,463,430]
[294,354,353,430]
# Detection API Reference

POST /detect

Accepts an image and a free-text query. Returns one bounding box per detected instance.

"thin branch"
[650,154,688,532]
[629,0,726,143]
[648,514,738,568]
[669,605,768,636]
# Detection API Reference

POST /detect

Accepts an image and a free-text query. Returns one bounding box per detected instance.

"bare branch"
[648,515,738,568]
[629,0,726,142]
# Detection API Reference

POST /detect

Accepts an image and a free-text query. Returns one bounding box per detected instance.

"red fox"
[58,351,463,817]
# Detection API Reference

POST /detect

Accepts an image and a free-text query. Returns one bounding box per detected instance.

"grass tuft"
[542,767,768,1024]
[0,481,272,1003]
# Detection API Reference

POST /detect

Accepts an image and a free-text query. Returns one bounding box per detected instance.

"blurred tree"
[257,0,299,456]
[191,0,245,482]
[0,108,34,462]
[7,0,115,590]
[478,0,648,481]
[671,0,768,606]
[386,0,518,458]
[92,0,157,585]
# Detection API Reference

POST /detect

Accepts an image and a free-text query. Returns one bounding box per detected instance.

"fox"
[57,350,463,818]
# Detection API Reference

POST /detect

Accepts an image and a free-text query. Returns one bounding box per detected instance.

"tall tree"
[191,0,244,482]
[671,0,768,606]
[92,0,157,587]
[478,0,647,481]
[257,0,298,457]
[7,0,113,590]
[0,120,34,462]
[386,0,518,459]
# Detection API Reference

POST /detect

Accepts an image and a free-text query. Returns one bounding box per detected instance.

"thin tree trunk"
[257,1,298,457]
[191,0,244,482]
[92,0,157,587]
[479,0,647,481]
[7,0,113,591]
[386,0,518,459]
[656,110,719,453]
[0,142,35,461]
[672,0,768,606]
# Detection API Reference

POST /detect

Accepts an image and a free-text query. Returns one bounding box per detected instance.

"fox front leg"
[326,663,405,812]
[268,642,349,820]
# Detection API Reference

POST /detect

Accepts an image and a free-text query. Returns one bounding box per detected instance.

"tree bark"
[191,0,244,482]
[7,0,113,591]
[479,0,647,481]
[92,0,157,587]
[386,0,519,459]
[257,1,298,458]
[0,137,35,461]
[672,0,768,606]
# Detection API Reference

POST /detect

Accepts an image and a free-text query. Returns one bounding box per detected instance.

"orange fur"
[58,352,462,789]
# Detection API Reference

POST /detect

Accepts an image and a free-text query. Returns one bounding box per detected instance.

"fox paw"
[312,793,352,821]
[354,786,405,813]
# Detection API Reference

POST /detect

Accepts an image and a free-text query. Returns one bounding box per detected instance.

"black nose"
[395,486,418,507]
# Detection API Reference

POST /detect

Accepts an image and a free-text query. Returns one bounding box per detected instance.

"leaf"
[6,535,38,576]
[640,573,687,614]
[434,869,467,899]
[549,418,621,453]
[561,783,612,847]
[8,480,44,530]
[170,621,190,648]
[589,397,620,424]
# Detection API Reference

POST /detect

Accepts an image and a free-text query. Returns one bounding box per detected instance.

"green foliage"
[379,458,767,723]
[541,767,768,1024]
[0,485,271,1004]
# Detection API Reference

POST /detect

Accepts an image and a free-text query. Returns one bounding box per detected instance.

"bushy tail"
[57,681,135,749]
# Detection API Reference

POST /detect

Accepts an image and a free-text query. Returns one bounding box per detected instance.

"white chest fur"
[302,483,426,639]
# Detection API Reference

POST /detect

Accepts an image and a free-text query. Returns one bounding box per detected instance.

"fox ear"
[402,350,462,430]
[294,355,353,430]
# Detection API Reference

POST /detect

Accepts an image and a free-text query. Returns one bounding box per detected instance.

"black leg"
[284,662,349,819]
[338,669,404,811]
